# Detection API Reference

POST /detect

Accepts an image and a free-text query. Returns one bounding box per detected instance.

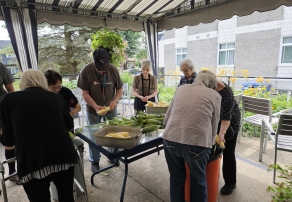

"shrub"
[62,80,78,89]
[158,83,176,102]
[267,164,292,202]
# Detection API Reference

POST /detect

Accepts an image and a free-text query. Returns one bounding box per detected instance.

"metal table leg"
[120,157,128,202]
[91,160,119,185]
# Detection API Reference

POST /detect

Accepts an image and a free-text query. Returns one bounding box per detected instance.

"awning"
[1,0,291,31]
[0,0,291,73]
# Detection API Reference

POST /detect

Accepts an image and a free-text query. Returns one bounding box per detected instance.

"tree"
[118,30,147,59]
[0,24,147,74]
[38,23,97,75]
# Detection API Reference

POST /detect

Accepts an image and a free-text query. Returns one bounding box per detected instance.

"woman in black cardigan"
[0,69,77,202]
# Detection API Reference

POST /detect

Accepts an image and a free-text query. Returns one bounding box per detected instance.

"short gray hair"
[20,69,48,90]
[194,70,217,90]
[141,59,152,69]
[180,58,195,71]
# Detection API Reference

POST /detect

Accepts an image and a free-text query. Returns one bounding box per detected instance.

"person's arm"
[81,89,103,112]
[146,76,158,100]
[146,89,158,100]
[70,103,81,117]
[5,83,15,92]
[212,95,222,140]
[218,120,230,142]
[60,96,74,131]
[131,76,145,100]
[217,85,234,142]
[0,95,15,147]
[109,87,123,111]
[131,88,141,98]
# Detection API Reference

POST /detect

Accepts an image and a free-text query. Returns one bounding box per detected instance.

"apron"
[134,74,155,112]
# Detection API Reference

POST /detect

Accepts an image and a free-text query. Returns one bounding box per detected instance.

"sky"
[0,21,10,40]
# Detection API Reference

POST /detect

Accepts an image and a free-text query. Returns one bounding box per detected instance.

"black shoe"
[91,162,100,173]
[109,159,120,167]
[220,184,236,195]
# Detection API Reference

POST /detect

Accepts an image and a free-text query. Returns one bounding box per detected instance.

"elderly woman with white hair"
[178,58,197,86]
[162,70,221,202]
[0,69,77,202]
[131,59,158,112]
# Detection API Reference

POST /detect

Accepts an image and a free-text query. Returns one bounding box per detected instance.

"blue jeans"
[163,140,211,202]
[86,109,117,163]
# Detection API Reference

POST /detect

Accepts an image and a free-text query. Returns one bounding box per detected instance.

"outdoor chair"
[234,93,242,105]
[238,95,279,144]
[118,83,134,116]
[260,114,292,183]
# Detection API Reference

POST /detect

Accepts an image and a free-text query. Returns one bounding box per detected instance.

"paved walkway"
[0,90,290,201]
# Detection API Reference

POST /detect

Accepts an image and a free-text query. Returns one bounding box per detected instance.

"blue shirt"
[178,72,197,86]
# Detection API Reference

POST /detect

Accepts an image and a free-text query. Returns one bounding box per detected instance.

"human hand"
[218,132,226,143]
[109,100,117,111]
[95,105,105,115]
[141,96,147,102]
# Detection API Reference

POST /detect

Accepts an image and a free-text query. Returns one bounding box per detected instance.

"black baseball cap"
[93,48,109,71]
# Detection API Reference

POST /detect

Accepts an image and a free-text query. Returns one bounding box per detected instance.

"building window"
[176,48,187,66]
[281,36,292,64]
[218,43,235,65]
[158,33,164,41]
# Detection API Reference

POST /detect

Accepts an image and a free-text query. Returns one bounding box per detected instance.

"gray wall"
[164,43,176,71]
[235,29,281,76]
[187,38,217,71]
[237,7,283,27]
[188,20,218,35]
[164,29,175,39]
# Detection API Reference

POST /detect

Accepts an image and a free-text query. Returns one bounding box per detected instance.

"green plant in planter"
[267,164,292,202]
[91,28,128,67]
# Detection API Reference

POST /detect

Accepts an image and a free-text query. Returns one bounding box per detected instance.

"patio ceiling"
[1,0,292,31]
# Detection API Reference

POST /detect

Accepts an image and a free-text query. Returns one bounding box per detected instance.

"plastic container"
[94,126,143,149]
[184,153,222,202]
[145,104,168,114]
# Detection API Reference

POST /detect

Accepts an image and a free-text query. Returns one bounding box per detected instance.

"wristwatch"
[114,98,119,104]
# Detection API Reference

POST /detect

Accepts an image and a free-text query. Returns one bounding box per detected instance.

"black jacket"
[0,87,77,178]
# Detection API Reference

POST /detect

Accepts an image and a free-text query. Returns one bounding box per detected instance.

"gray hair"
[141,59,152,69]
[194,70,217,90]
[180,58,195,71]
[19,69,48,90]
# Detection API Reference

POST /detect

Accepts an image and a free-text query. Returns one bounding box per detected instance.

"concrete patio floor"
[0,103,290,202]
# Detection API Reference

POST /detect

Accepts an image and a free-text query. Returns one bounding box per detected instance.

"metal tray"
[94,126,143,150]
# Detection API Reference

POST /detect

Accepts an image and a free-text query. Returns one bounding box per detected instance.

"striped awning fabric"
[0,0,291,31]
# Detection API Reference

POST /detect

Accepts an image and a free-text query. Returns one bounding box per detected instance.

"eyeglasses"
[49,85,63,91]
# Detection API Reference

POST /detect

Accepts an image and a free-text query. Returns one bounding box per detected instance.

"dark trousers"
[22,166,75,202]
[222,129,239,185]
[163,140,211,202]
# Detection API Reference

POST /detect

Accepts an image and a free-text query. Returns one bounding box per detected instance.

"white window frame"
[279,36,292,65]
[176,48,187,67]
[217,42,235,67]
